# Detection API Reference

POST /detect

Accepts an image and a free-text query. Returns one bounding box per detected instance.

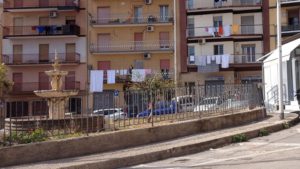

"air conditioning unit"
[147,25,154,32]
[145,0,153,5]
[144,53,151,59]
[198,39,206,45]
[49,11,58,18]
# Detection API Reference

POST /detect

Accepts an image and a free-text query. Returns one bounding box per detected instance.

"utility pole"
[277,0,284,119]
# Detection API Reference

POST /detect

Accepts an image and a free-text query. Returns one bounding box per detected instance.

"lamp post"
[277,0,284,119]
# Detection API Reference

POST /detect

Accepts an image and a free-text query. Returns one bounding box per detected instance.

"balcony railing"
[187,0,262,10]
[2,53,81,65]
[187,25,263,38]
[3,24,80,37]
[4,0,80,10]
[90,41,174,53]
[90,14,173,26]
[187,54,262,66]
[281,0,300,4]
[11,81,81,94]
[282,24,300,32]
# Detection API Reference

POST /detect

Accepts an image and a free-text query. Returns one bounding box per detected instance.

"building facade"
[87,0,175,109]
[178,0,270,87]
[2,0,88,117]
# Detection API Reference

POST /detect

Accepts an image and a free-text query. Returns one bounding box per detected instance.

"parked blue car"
[136,101,176,118]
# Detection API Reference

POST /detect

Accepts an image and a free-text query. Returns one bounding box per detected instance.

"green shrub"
[232,134,247,143]
[283,122,290,129]
[258,129,269,137]
[7,129,48,144]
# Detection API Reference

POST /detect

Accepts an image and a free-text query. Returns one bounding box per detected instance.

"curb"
[61,115,300,169]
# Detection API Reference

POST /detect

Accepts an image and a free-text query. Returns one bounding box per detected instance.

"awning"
[258,38,300,63]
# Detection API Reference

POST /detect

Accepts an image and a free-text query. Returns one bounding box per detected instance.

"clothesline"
[190,55,233,69]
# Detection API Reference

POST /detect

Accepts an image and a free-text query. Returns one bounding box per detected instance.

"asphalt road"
[128,120,300,169]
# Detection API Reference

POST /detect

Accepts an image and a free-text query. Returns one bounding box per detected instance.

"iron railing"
[4,0,80,9]
[187,0,262,10]
[2,53,81,65]
[3,25,80,37]
[187,25,263,38]
[90,40,174,53]
[91,14,173,26]
[0,84,264,146]
[281,24,300,32]
[187,54,263,65]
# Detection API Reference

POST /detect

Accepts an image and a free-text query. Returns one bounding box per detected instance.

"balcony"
[282,24,300,34]
[187,25,263,40]
[90,41,174,54]
[90,14,173,27]
[10,81,81,94]
[281,0,300,5]
[4,0,80,12]
[187,0,262,13]
[187,54,262,67]
[2,53,81,66]
[3,24,80,38]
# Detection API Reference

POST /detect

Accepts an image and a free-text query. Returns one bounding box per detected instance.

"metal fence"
[0,84,263,146]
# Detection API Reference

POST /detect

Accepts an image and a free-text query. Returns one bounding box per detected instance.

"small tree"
[125,73,174,123]
[0,63,13,119]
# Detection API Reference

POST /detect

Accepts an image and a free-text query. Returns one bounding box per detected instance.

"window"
[160,5,169,22]
[213,16,223,28]
[66,16,76,25]
[98,61,111,79]
[242,45,256,63]
[68,98,82,114]
[241,16,254,34]
[32,100,48,116]
[134,6,143,23]
[159,32,170,49]
[188,46,195,64]
[6,101,28,117]
[187,17,195,37]
[187,0,194,9]
[214,45,224,55]
[134,60,144,69]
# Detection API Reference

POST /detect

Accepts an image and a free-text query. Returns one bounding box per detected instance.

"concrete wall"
[0,108,266,167]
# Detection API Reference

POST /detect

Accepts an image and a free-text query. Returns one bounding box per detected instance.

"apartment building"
[269,0,300,49]
[2,0,87,117]
[88,0,174,109]
[178,0,270,87]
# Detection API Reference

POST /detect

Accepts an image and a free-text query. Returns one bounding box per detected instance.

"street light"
[277,0,284,119]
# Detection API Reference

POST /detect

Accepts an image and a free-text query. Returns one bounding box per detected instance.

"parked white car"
[172,95,195,112]
[93,108,127,120]
[193,97,221,112]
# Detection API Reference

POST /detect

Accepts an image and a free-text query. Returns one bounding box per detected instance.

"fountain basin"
[45,70,68,76]
[34,90,78,98]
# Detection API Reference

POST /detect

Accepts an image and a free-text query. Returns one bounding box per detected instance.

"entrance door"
[39,44,49,63]
[13,17,23,35]
[65,71,75,90]
[14,0,23,8]
[98,34,111,51]
[13,45,22,64]
[39,72,49,90]
[13,73,22,92]
[39,0,49,7]
[159,32,170,49]
[98,61,111,80]
[98,7,110,24]
[134,32,143,50]
[241,16,254,34]
[66,43,76,62]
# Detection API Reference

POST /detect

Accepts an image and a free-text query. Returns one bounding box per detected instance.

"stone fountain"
[34,52,79,119]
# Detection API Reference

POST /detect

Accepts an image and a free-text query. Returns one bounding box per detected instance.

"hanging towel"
[37,26,45,34]
[107,70,116,84]
[216,55,222,64]
[223,25,231,37]
[123,69,128,75]
[189,55,195,64]
[90,70,104,92]
[218,25,224,36]
[221,54,230,68]
[232,24,239,34]
[211,55,216,61]
[132,69,146,82]
[207,55,212,64]
[208,27,215,37]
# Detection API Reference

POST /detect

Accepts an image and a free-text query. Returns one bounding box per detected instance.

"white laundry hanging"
[132,69,146,82]
[107,70,116,84]
[216,55,222,64]
[90,70,104,92]
[221,54,230,68]
[223,25,231,37]
[207,55,212,64]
